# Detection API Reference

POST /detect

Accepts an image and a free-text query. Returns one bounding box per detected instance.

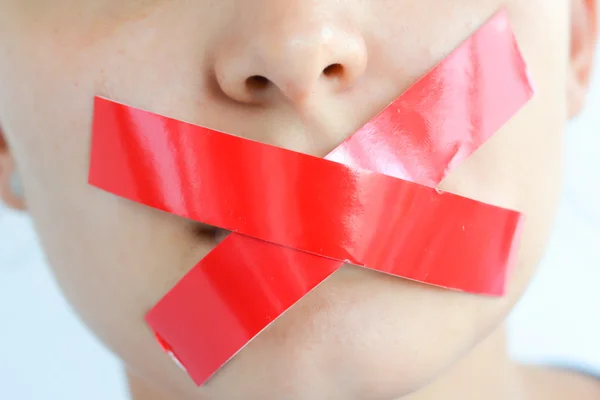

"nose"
[213,4,367,106]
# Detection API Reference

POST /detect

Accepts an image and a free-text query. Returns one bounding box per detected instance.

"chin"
[198,268,470,400]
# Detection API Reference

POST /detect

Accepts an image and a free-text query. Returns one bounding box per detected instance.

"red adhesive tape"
[89,10,533,386]
[91,99,521,289]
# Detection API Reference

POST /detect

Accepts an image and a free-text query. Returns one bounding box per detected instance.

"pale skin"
[0,1,599,399]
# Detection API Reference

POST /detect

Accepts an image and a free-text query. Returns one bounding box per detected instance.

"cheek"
[0,33,211,397]
[441,1,569,301]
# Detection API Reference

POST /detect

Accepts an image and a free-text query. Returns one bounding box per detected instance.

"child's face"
[0,0,595,399]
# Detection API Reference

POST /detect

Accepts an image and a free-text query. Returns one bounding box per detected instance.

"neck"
[402,324,524,400]
[128,325,524,400]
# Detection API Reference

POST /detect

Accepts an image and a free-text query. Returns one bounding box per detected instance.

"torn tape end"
[153,332,188,373]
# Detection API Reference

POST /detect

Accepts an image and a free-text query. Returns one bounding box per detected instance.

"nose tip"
[214,25,368,105]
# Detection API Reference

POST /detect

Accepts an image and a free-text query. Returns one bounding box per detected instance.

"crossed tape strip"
[89,11,533,386]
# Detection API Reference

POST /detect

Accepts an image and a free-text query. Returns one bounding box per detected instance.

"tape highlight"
[89,10,533,386]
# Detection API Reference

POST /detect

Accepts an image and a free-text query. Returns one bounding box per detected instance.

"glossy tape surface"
[91,98,521,289]
[89,10,533,386]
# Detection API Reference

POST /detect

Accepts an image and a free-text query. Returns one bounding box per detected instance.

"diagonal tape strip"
[89,10,533,386]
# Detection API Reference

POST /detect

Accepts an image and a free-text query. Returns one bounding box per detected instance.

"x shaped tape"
[89,10,533,386]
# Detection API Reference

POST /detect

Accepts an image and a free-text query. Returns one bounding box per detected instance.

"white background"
[1,58,599,400]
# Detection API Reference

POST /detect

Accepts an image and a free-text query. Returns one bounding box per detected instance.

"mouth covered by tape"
[89,10,534,386]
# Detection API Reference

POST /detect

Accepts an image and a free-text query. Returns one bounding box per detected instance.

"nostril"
[323,63,344,79]
[246,75,271,91]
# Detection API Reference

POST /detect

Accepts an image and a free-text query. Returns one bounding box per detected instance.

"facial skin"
[0,1,597,399]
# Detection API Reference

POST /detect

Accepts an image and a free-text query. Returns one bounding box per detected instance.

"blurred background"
[1,58,599,400]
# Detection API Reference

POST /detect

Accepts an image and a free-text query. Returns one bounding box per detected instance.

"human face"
[0,1,596,399]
